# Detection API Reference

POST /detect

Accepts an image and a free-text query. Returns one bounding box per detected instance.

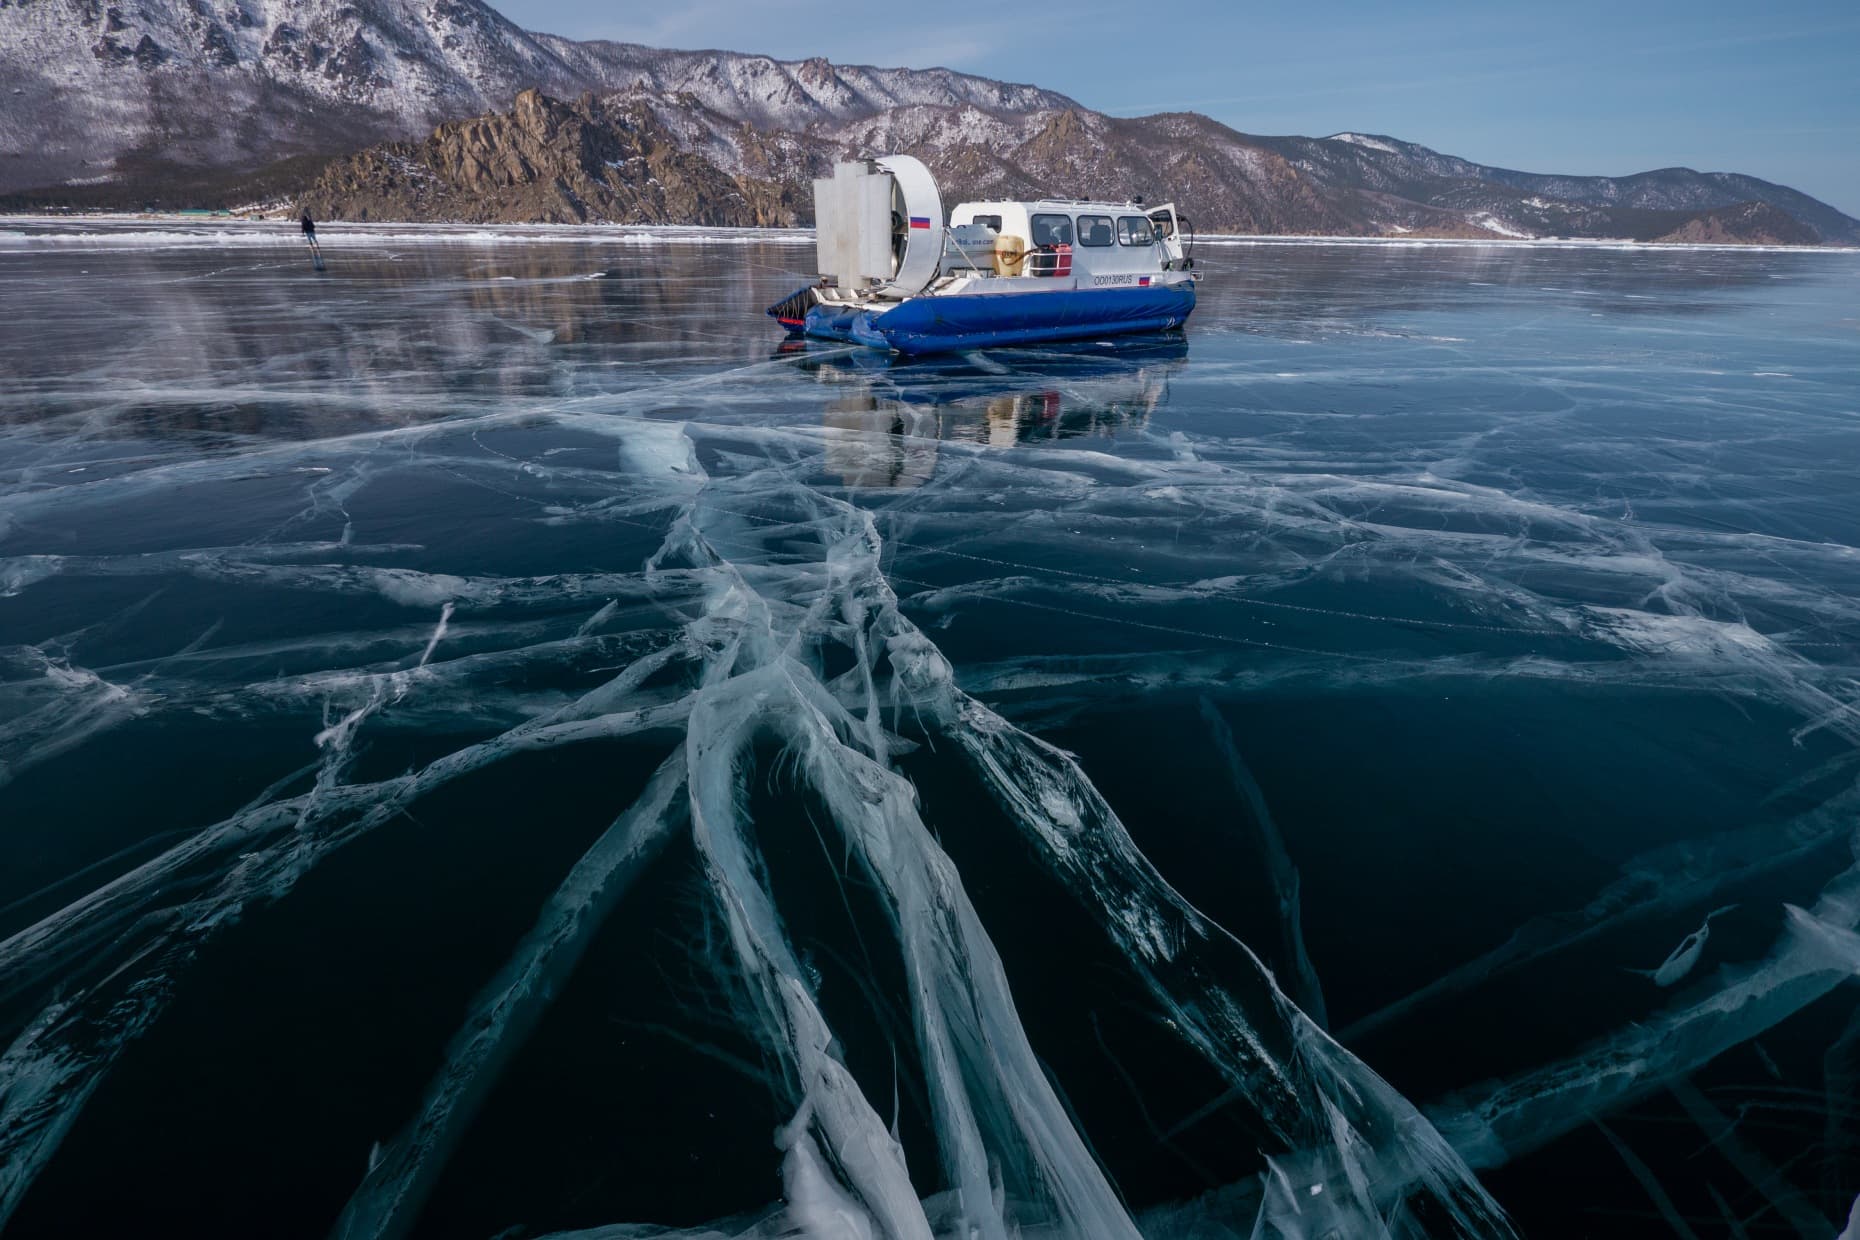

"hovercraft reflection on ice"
[801,343,1187,485]
[768,155,1197,355]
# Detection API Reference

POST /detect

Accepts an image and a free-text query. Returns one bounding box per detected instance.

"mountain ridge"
[287,88,1851,245]
[3,0,1854,243]
[0,0,1071,193]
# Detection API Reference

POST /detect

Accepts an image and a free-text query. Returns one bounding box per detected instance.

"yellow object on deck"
[993,234,1027,277]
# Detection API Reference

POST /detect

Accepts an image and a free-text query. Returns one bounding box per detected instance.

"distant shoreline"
[2,215,1855,255]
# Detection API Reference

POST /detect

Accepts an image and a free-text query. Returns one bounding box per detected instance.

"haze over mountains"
[3,0,1855,243]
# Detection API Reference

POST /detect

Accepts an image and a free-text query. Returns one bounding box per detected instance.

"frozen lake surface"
[2,223,1858,1238]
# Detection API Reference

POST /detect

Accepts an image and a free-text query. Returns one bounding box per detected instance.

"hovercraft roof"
[955,198,1156,214]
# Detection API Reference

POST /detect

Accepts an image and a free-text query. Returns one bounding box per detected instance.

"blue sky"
[488,0,1860,216]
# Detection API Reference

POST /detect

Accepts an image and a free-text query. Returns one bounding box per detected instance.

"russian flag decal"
[909,216,931,229]
[1138,276,1151,286]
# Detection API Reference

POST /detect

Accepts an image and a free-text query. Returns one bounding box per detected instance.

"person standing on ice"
[300,209,325,271]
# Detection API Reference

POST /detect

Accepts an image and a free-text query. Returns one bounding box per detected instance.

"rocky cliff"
[300,89,805,224]
[1636,201,1820,246]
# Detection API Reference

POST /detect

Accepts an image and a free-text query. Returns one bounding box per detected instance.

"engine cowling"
[812,155,945,299]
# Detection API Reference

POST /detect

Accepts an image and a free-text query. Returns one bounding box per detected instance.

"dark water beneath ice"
[2,221,1859,1238]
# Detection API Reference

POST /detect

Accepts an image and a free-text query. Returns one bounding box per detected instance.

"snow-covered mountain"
[2,0,555,191]
[1250,131,1859,246]
[0,0,1070,194]
[4,0,1855,243]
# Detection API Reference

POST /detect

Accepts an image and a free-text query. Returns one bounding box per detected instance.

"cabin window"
[1076,215,1114,247]
[1117,216,1156,246]
[1030,214,1074,247]
[971,214,1003,232]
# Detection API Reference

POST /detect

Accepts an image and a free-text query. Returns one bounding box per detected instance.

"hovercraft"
[767,155,1197,356]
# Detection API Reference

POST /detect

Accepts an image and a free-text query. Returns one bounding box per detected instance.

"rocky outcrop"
[299,88,805,224]
[1649,201,1821,246]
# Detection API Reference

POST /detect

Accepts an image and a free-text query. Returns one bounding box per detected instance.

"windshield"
[1031,214,1074,247]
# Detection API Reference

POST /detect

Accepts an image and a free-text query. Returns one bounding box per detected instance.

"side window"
[1117,215,1156,246]
[972,214,1003,232]
[1076,214,1114,246]
[1031,213,1074,247]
